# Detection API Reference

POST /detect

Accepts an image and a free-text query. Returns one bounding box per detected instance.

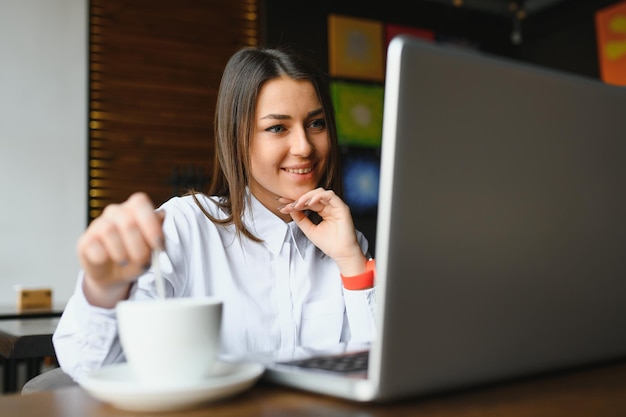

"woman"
[53,46,376,381]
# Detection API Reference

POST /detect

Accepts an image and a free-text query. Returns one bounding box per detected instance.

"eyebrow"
[260,108,324,120]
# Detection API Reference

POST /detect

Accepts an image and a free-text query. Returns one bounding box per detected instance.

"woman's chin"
[282,186,317,201]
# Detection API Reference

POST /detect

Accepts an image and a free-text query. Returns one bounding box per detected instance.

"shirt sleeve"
[341,231,377,344]
[342,287,376,344]
[52,271,125,382]
[52,268,172,381]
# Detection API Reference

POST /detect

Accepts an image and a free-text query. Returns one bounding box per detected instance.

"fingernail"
[118,260,129,267]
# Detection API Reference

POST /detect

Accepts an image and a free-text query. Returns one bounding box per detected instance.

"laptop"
[262,35,626,402]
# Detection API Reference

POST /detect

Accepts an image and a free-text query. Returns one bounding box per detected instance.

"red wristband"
[341,259,376,290]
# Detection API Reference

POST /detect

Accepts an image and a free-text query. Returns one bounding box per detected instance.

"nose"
[290,127,313,157]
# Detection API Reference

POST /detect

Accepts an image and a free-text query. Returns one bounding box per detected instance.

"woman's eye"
[309,119,326,130]
[266,125,286,134]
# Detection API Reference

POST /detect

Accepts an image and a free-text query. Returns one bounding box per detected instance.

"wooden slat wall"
[88,0,258,221]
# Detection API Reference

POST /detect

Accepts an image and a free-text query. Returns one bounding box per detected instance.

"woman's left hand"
[278,188,367,276]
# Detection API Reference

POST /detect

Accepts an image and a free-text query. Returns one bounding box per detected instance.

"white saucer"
[79,360,265,412]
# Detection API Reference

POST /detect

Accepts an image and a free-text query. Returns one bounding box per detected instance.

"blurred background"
[1,0,623,305]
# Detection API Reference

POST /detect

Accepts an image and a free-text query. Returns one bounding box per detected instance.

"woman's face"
[249,76,329,220]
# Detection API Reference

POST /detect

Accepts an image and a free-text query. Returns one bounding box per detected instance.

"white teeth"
[285,167,312,174]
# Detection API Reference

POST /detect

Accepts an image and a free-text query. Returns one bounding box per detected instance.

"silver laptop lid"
[372,35,626,400]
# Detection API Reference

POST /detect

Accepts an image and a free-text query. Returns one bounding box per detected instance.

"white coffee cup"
[116,297,223,387]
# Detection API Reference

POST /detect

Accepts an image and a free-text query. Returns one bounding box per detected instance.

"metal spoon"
[152,248,166,300]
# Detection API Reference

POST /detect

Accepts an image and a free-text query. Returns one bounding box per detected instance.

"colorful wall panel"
[595,1,626,86]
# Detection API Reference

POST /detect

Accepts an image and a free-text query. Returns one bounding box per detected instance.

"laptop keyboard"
[280,350,369,374]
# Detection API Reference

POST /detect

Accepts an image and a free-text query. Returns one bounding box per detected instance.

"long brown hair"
[192,46,342,241]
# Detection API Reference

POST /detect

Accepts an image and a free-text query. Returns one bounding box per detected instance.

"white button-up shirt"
[53,193,376,381]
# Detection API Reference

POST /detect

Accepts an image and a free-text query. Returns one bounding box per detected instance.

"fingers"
[78,192,164,279]
[127,192,165,250]
[277,188,363,263]
[278,188,345,215]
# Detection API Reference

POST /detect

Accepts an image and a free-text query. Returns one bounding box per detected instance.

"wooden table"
[0,318,60,393]
[3,359,626,416]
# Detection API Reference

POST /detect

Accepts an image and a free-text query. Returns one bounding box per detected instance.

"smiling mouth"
[284,166,314,174]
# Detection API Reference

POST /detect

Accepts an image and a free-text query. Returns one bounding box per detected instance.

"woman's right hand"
[76,192,165,308]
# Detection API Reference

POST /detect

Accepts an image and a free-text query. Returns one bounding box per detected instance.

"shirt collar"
[243,192,309,258]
